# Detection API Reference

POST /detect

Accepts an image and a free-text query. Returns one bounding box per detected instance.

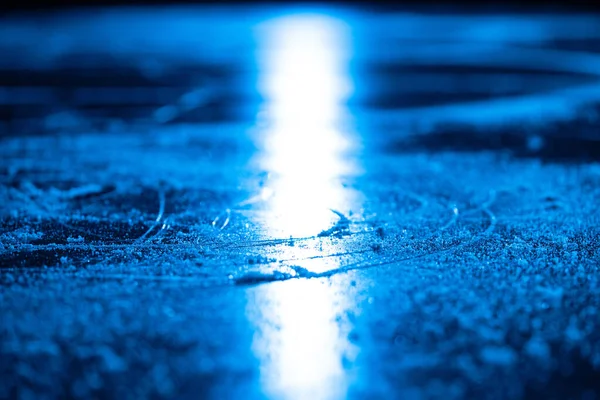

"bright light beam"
[248,13,360,400]
[256,14,356,239]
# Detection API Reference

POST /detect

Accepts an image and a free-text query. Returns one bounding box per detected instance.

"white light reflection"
[247,13,361,400]
[256,14,357,240]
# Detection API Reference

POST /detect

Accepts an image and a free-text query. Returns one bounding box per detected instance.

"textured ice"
[2,7,600,400]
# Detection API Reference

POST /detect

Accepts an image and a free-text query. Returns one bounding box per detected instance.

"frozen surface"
[1,7,600,400]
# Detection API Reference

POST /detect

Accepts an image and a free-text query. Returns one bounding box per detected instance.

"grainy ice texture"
[1,8,600,400]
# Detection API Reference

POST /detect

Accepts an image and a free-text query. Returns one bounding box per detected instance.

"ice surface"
[1,7,600,400]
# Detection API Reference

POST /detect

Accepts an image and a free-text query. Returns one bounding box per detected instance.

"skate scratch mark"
[440,204,460,231]
[212,209,231,230]
[483,207,497,236]
[236,190,499,286]
[136,188,165,243]
[212,230,376,250]
[276,248,372,263]
[463,190,497,236]
[328,190,499,276]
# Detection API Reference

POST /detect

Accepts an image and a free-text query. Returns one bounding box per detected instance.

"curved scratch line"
[213,229,376,250]
[482,207,497,236]
[221,209,231,230]
[136,188,166,243]
[462,190,498,216]
[277,248,372,263]
[440,205,459,231]
[315,191,499,278]
[242,190,501,285]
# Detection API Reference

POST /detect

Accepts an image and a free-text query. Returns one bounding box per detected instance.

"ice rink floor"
[1,7,600,399]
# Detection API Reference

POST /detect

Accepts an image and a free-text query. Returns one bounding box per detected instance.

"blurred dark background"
[3,0,600,13]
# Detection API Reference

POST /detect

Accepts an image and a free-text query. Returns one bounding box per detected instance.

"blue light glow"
[247,14,360,399]
[255,14,358,239]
